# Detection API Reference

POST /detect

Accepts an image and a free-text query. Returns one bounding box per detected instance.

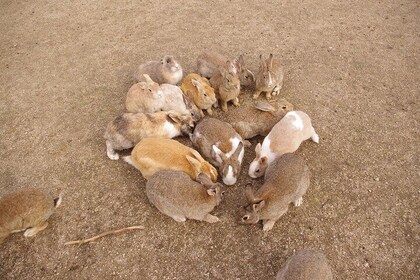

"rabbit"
[180,73,217,115]
[160,83,203,121]
[248,111,319,178]
[125,74,164,113]
[253,54,284,100]
[197,50,254,87]
[104,111,195,160]
[276,249,333,280]
[123,137,218,183]
[0,188,62,244]
[190,117,245,186]
[211,98,294,139]
[146,171,224,223]
[210,60,241,112]
[133,55,183,85]
[240,153,310,231]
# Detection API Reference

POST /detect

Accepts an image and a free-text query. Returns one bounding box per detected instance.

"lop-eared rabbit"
[249,111,319,178]
[240,153,309,231]
[104,111,195,160]
[210,60,241,112]
[160,84,203,121]
[0,188,62,244]
[134,55,183,85]
[197,50,255,87]
[126,74,164,113]
[254,54,284,100]
[190,118,244,185]
[180,73,217,115]
[124,138,218,182]
[276,249,333,280]
[146,171,224,223]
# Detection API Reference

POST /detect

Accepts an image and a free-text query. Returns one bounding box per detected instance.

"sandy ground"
[0,0,419,279]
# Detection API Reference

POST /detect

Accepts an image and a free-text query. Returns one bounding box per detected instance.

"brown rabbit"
[104,111,195,160]
[180,73,217,115]
[133,55,183,85]
[276,249,333,280]
[197,50,254,87]
[254,54,284,100]
[124,138,218,182]
[190,117,244,186]
[125,74,164,113]
[0,188,62,244]
[146,171,224,223]
[240,153,309,231]
[210,60,241,112]
[211,98,294,139]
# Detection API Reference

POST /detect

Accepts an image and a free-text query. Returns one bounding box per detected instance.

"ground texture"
[0,0,419,279]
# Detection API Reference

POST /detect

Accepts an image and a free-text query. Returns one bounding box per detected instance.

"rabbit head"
[186,150,218,182]
[197,173,225,205]
[182,94,204,122]
[167,112,195,135]
[141,74,163,99]
[161,55,182,73]
[212,142,244,186]
[237,54,255,87]
[191,78,217,108]
[239,187,266,224]
[220,63,240,92]
[256,54,276,90]
[248,143,268,178]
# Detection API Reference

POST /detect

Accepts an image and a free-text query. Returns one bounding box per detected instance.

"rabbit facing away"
[180,73,217,115]
[240,153,310,231]
[254,54,284,100]
[0,188,62,244]
[211,98,294,139]
[210,60,241,112]
[104,111,195,160]
[146,171,224,223]
[125,74,164,114]
[124,138,218,183]
[159,84,203,121]
[248,111,319,178]
[197,50,255,87]
[133,55,183,85]
[190,117,245,186]
[276,249,333,280]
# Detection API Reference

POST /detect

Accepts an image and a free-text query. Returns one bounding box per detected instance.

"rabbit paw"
[107,151,120,160]
[24,222,48,237]
[172,216,187,222]
[262,220,275,231]
[293,197,303,207]
[272,85,281,96]
[203,214,220,223]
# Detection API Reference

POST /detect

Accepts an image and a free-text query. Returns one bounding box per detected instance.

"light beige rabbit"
[125,74,164,113]
[190,117,244,186]
[124,138,218,182]
[160,84,203,121]
[276,249,333,280]
[210,60,241,112]
[240,153,309,231]
[104,111,195,160]
[0,188,62,244]
[197,50,254,87]
[212,98,294,139]
[146,171,224,223]
[180,73,217,115]
[254,54,284,100]
[133,55,183,85]
[248,111,319,178]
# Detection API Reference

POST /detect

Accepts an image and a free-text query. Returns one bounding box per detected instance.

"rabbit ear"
[167,113,181,124]
[198,173,214,187]
[191,79,202,89]
[182,94,193,108]
[238,54,245,66]
[254,100,276,112]
[190,149,205,161]
[207,188,217,196]
[234,58,242,73]
[232,142,244,159]
[186,155,201,173]
[255,143,262,157]
[267,54,274,69]
[259,156,267,165]
[143,74,153,85]
[252,200,265,212]
[226,60,237,75]
[212,145,227,164]
[245,185,257,202]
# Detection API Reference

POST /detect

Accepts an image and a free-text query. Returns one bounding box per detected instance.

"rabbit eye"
[221,191,226,196]
[245,75,248,78]
[242,216,249,221]
[227,79,230,83]
[148,89,152,93]
[255,168,260,173]
[204,93,208,97]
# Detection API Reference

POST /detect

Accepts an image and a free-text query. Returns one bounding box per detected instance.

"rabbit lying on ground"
[134,55,183,85]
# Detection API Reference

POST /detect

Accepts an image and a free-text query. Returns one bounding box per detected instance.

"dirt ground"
[0,0,418,279]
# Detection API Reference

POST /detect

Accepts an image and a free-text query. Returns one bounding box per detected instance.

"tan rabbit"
[146,171,224,223]
[248,111,319,178]
[180,73,217,115]
[212,98,294,139]
[197,50,254,87]
[240,153,309,231]
[133,55,183,85]
[160,84,203,121]
[276,249,333,280]
[104,111,195,160]
[210,61,241,112]
[124,138,218,182]
[0,188,62,244]
[254,54,284,100]
[190,117,244,186]
[125,74,164,113]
